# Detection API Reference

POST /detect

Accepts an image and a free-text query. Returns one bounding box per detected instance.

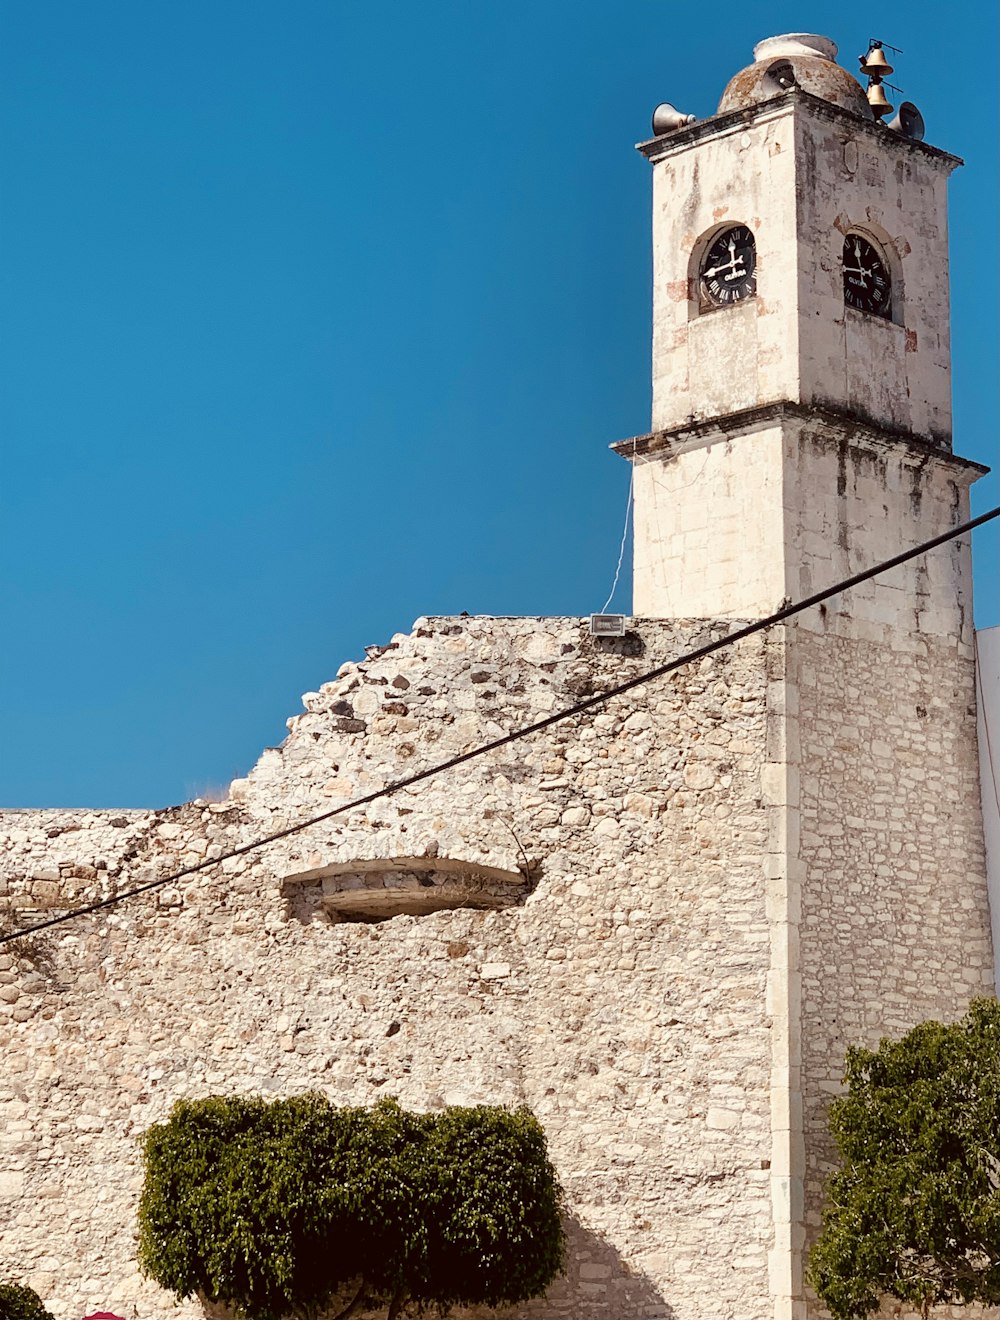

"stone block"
[683,763,716,790]
[705,1107,739,1130]
[479,963,511,981]
[561,807,590,827]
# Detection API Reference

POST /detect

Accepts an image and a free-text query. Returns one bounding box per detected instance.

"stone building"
[0,32,994,1320]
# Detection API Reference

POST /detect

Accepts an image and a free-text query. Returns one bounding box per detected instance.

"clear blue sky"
[1,2,996,807]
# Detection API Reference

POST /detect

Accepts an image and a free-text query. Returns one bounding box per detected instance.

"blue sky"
[1,2,996,807]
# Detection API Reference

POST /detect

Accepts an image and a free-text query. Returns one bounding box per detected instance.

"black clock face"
[700,225,757,306]
[843,234,891,317]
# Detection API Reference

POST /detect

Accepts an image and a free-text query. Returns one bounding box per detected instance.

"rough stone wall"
[1,615,777,1320]
[978,626,1000,982]
[795,624,994,1286]
[626,407,992,1317]
[776,421,992,1314]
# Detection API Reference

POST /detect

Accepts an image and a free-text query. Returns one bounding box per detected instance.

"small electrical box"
[589,613,627,638]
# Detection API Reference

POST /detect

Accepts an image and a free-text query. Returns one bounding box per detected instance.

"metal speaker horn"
[651,102,697,135]
[887,101,925,141]
[763,59,797,94]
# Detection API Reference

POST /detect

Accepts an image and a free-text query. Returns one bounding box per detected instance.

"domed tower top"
[717,32,872,119]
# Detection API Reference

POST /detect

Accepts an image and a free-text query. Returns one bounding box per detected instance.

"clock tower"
[616,31,977,630]
[616,33,994,1320]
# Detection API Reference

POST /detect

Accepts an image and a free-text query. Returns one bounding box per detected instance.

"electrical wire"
[2,505,997,949]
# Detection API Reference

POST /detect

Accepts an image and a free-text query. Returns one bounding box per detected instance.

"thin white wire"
[599,435,711,613]
[600,441,636,612]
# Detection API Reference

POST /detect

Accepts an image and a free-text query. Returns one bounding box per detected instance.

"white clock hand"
[704,244,748,280]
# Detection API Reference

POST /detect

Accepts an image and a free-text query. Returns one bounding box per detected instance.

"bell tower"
[616,34,994,1320]
[617,32,980,633]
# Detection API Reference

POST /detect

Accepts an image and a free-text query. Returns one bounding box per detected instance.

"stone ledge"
[611,399,989,474]
[636,88,961,171]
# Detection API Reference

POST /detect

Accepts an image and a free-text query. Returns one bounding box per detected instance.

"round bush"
[138,1094,564,1320]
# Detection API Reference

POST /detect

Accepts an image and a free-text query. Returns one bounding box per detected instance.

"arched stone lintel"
[285,855,528,887]
[281,855,528,924]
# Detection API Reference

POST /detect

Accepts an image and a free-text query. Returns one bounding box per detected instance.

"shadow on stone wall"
[518,1211,675,1319]
[199,1212,674,1319]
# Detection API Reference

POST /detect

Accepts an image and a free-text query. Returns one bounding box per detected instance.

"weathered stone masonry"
[796,628,993,1232]
[1,607,993,1320]
[3,616,782,1320]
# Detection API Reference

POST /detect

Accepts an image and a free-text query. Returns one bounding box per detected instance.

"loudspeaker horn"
[887,101,925,141]
[651,103,697,135]
[763,59,797,93]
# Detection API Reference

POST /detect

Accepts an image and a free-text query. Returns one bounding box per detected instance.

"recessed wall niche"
[282,855,531,925]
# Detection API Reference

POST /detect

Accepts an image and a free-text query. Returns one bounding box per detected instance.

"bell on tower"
[614,32,982,634]
[858,39,902,122]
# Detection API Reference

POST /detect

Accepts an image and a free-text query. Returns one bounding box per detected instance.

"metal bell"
[859,45,894,77]
[866,82,893,118]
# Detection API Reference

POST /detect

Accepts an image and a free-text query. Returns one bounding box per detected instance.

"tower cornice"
[636,89,962,172]
[612,400,989,482]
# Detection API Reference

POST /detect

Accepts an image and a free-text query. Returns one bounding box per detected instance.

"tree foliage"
[0,1281,55,1320]
[137,1094,564,1320]
[401,1103,565,1311]
[808,997,1000,1319]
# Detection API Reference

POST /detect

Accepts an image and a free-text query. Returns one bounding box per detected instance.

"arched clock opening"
[696,224,758,312]
[842,230,892,319]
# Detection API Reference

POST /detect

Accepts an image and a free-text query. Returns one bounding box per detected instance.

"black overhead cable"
[2,505,997,949]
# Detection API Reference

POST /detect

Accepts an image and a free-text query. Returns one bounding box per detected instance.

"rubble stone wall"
[1,615,777,1320]
[795,625,994,1243]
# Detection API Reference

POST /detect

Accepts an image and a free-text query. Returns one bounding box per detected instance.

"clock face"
[843,233,891,317]
[700,225,757,306]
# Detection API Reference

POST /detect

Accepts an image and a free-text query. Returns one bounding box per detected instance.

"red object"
[81,1313,125,1320]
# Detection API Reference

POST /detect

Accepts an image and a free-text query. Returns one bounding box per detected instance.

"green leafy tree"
[394,1104,565,1315]
[0,1281,55,1320]
[137,1094,421,1320]
[138,1094,564,1320]
[808,997,1000,1319]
